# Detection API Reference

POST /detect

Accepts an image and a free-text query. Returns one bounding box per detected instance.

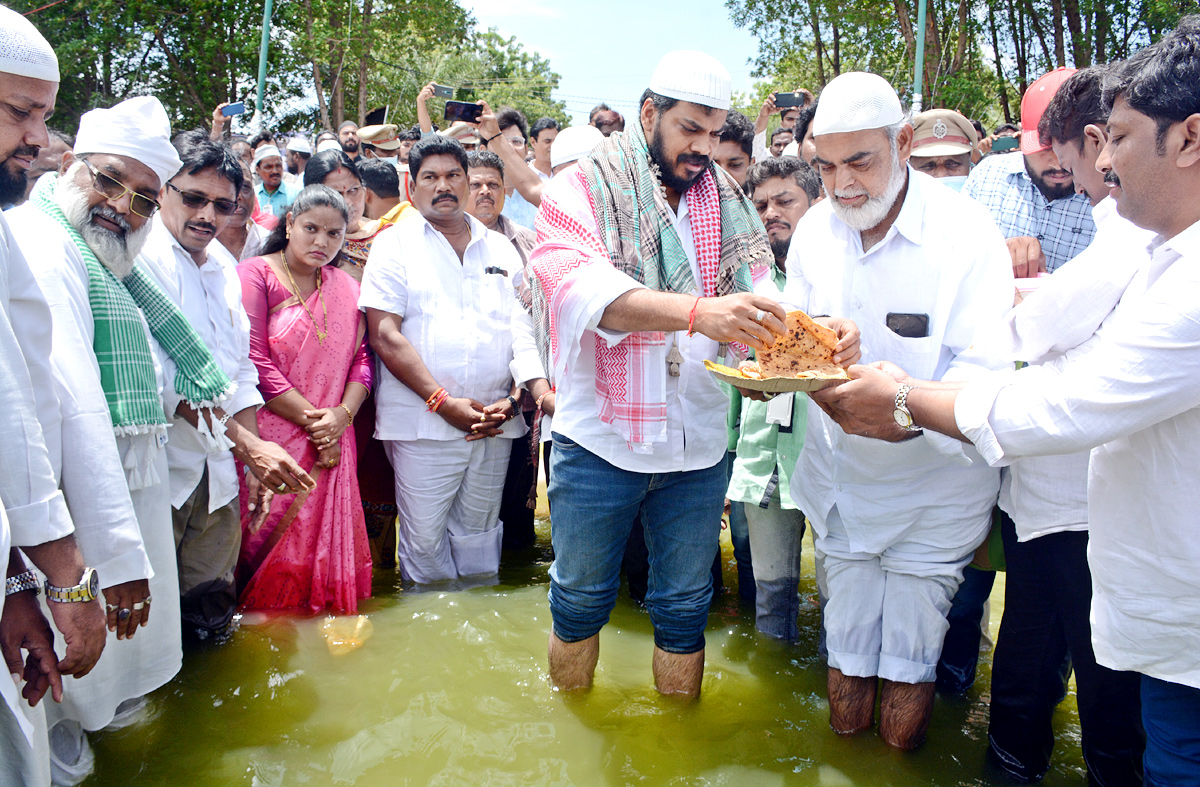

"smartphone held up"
[444,100,482,124]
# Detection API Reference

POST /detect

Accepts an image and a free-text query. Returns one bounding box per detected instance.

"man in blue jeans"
[529,50,856,697]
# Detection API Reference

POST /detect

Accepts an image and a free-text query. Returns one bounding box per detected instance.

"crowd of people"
[1,3,1198,785]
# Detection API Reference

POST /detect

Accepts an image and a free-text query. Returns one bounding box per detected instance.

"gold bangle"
[339,403,354,424]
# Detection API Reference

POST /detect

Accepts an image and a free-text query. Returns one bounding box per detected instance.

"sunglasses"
[166,182,238,216]
[83,160,160,219]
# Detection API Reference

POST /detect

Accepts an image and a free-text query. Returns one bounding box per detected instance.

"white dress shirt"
[138,220,263,511]
[957,218,1200,689]
[990,197,1157,541]
[783,170,1011,554]
[359,212,524,442]
[549,187,730,474]
[0,211,73,547]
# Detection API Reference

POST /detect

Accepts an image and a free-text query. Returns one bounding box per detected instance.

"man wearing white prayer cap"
[7,95,245,784]
[549,124,604,175]
[779,71,1012,748]
[0,9,119,786]
[251,143,297,219]
[531,50,860,698]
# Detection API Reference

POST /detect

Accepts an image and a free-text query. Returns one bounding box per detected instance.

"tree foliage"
[15,0,569,137]
[727,0,1197,124]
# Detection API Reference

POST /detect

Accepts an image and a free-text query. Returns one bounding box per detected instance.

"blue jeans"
[1142,675,1200,787]
[547,433,726,654]
[936,565,996,694]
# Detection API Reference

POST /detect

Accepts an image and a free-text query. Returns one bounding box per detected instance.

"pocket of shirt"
[870,329,939,379]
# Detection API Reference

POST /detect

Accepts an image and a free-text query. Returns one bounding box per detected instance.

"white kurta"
[538,175,728,474]
[0,506,51,787]
[957,218,1200,689]
[137,220,263,512]
[989,197,1157,541]
[7,204,181,731]
[783,170,1011,555]
[0,211,73,549]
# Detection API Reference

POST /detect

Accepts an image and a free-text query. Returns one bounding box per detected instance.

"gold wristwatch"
[44,567,100,603]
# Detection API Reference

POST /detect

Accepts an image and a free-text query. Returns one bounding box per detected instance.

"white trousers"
[815,506,974,684]
[385,438,512,584]
[0,698,48,787]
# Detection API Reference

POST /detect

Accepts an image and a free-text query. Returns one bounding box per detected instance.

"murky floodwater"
[85,518,1086,786]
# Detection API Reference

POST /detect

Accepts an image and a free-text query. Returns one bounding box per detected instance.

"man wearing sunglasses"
[8,95,246,783]
[138,131,314,647]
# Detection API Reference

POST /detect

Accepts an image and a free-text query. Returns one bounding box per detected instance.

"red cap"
[1020,67,1077,154]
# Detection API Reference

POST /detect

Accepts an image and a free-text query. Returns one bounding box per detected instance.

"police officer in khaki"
[909,108,978,183]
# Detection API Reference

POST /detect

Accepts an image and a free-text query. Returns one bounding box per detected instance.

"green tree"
[15,0,309,134]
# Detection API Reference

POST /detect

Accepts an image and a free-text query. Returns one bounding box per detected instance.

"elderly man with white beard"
[7,96,239,784]
[780,72,1012,750]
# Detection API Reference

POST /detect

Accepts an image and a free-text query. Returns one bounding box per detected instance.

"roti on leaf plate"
[704,310,850,393]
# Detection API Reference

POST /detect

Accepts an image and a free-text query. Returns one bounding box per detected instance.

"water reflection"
[85,522,1086,786]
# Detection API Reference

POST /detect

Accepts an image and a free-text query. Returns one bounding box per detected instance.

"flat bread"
[757,310,841,377]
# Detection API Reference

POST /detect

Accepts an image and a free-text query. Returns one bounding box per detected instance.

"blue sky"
[459,0,764,125]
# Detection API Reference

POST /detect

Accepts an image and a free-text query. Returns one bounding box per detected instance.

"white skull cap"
[813,72,904,136]
[0,4,58,83]
[551,125,605,170]
[648,50,732,111]
[74,96,182,187]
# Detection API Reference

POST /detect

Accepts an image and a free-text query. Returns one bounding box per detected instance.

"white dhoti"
[43,440,181,732]
[384,437,513,584]
[815,506,979,685]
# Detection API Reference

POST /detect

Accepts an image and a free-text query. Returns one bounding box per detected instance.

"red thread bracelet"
[687,296,701,336]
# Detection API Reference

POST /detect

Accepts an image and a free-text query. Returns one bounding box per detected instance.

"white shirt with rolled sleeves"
[358,212,525,441]
[956,218,1200,689]
[782,170,1011,555]
[543,177,729,474]
[988,197,1156,541]
[137,219,263,511]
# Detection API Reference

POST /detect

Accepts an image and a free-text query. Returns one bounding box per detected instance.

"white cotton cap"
[813,72,904,136]
[316,139,341,153]
[251,144,282,169]
[551,125,605,170]
[781,140,801,158]
[284,136,312,154]
[0,5,58,83]
[648,50,732,111]
[74,96,182,187]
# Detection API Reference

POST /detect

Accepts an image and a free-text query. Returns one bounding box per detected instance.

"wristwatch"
[5,570,39,597]
[892,384,922,432]
[45,567,100,603]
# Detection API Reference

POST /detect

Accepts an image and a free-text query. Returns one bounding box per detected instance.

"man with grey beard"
[778,72,1013,750]
[5,96,232,784]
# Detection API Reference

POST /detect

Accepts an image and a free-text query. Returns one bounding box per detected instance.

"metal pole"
[254,0,275,129]
[912,0,928,113]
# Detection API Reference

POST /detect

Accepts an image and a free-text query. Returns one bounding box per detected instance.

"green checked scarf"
[31,174,234,435]
[578,113,768,298]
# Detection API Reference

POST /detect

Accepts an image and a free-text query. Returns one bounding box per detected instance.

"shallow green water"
[85,522,1087,786]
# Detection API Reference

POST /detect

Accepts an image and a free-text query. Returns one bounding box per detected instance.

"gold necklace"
[279,251,329,343]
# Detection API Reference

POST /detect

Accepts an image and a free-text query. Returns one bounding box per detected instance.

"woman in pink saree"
[236,185,373,614]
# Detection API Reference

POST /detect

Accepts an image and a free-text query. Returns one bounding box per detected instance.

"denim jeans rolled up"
[546,433,726,654]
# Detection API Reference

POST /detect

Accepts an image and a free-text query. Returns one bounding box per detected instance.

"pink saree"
[237,261,373,614]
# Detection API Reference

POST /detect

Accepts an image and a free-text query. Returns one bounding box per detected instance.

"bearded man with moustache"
[784,72,1012,750]
[360,135,525,583]
[963,69,1097,277]
[7,97,242,783]
[530,50,859,699]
